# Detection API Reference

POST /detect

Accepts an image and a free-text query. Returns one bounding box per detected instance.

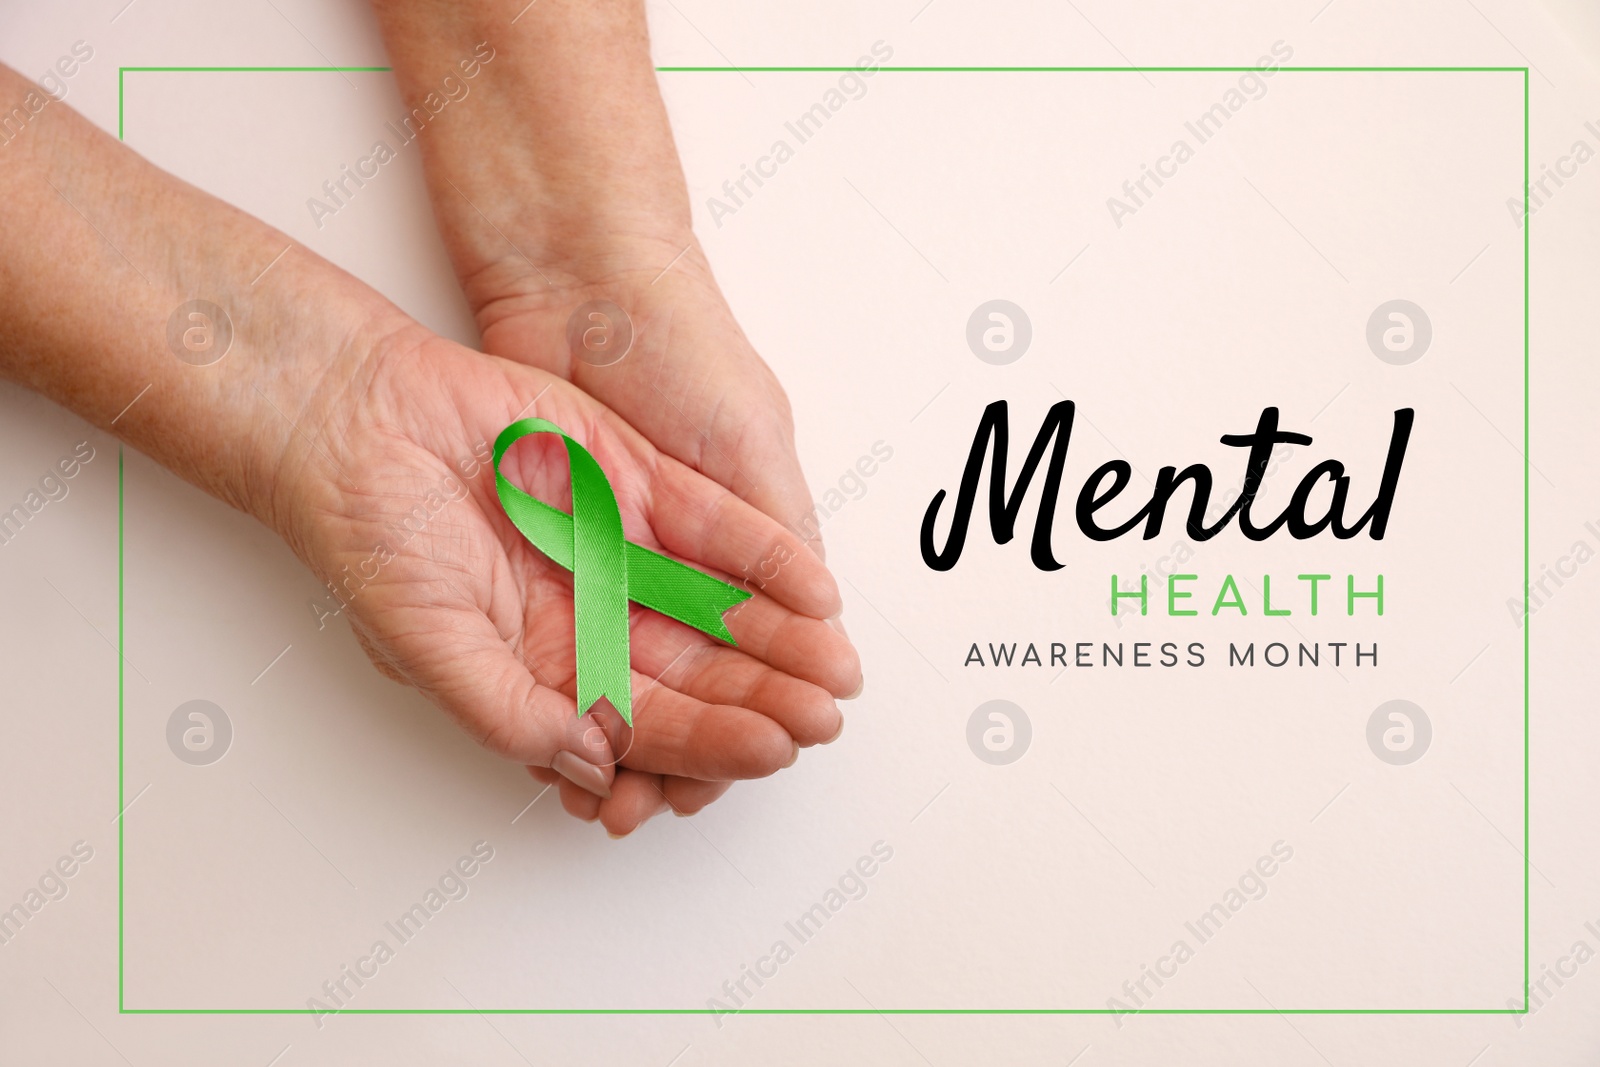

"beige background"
[1,0,1596,1064]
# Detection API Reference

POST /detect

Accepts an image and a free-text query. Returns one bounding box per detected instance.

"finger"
[630,618,843,747]
[717,594,862,698]
[628,586,861,699]
[558,778,602,822]
[503,390,837,621]
[538,764,676,828]
[598,770,671,836]
[647,455,842,621]
[542,725,723,827]
[370,591,616,798]
[587,683,798,781]
[724,424,824,564]
[600,300,822,560]
[662,777,732,816]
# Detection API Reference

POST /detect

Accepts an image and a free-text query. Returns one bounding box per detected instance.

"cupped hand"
[275,323,861,835]
[464,234,828,560]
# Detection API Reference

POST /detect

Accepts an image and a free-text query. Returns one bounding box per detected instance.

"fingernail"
[552,750,612,799]
[844,677,864,700]
[784,741,800,768]
[827,614,849,639]
[826,715,845,744]
[607,831,628,840]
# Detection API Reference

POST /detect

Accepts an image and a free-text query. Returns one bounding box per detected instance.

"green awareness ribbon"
[493,418,752,726]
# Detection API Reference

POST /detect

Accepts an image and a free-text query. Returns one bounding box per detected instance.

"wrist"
[371,0,697,308]
[0,70,413,547]
[464,222,714,330]
[232,285,415,549]
[425,127,700,320]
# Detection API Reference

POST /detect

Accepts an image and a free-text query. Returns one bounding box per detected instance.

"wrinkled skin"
[275,325,860,835]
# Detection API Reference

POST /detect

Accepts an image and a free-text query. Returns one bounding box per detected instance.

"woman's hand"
[363,0,866,826]
[273,325,860,834]
[369,0,836,557]
[0,59,857,836]
[472,233,829,558]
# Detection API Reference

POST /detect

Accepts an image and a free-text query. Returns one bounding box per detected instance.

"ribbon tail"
[566,440,635,726]
[624,543,753,644]
[575,647,634,725]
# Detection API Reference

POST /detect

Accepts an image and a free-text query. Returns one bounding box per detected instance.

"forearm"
[369,0,696,302]
[0,63,404,532]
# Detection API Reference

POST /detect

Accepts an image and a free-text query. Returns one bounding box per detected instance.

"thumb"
[369,598,616,799]
[740,428,826,563]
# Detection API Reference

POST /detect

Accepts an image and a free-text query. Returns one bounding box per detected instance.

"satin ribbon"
[493,418,751,726]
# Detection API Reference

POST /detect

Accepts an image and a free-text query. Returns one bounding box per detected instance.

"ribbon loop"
[493,418,752,726]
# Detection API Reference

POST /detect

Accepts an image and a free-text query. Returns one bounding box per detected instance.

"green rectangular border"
[118,62,1529,1017]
